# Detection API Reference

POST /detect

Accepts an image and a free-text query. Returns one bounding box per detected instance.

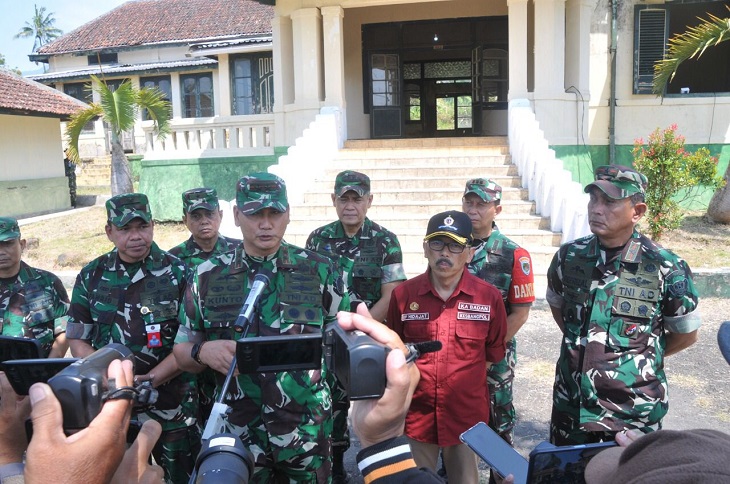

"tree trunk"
[707,163,730,224]
[110,140,134,195]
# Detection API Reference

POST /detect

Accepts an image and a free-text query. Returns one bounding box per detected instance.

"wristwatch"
[191,341,207,365]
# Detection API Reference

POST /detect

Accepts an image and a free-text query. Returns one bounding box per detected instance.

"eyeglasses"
[427,239,467,254]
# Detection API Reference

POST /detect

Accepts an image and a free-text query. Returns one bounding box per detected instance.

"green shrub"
[632,124,725,240]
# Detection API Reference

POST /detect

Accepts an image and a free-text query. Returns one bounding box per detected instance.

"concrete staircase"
[284,137,560,282]
[75,155,112,190]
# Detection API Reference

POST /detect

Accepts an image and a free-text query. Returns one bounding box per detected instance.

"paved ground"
[342,298,730,483]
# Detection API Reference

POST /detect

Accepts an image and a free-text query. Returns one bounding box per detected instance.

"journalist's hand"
[111,419,165,484]
[0,371,30,465]
[24,359,134,484]
[337,304,420,448]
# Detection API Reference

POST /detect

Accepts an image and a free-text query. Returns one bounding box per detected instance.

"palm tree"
[14,4,63,53]
[66,76,171,196]
[652,6,730,95]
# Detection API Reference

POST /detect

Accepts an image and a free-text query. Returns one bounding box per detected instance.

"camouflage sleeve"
[661,258,701,334]
[382,234,407,285]
[50,274,70,335]
[175,269,206,344]
[66,270,95,340]
[322,260,350,322]
[305,231,317,252]
[385,286,404,336]
[545,247,565,308]
[507,246,535,305]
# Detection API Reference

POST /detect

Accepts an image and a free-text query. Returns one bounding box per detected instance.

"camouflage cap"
[424,210,473,245]
[182,187,219,213]
[464,178,503,202]
[334,170,370,197]
[585,164,648,200]
[106,193,152,227]
[236,173,288,214]
[0,217,21,242]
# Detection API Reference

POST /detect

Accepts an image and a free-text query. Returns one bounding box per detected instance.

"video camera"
[2,343,157,434]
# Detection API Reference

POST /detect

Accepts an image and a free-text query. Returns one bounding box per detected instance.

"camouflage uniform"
[178,241,349,483]
[169,188,241,427]
[547,230,701,445]
[0,261,69,357]
[468,222,534,445]
[306,171,406,475]
[169,234,240,269]
[67,194,199,484]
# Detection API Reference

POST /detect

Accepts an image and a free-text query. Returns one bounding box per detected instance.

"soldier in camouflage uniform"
[66,193,199,483]
[169,187,240,268]
[306,170,406,482]
[169,188,240,425]
[546,165,701,445]
[0,217,69,358]
[174,173,349,483]
[462,179,534,447]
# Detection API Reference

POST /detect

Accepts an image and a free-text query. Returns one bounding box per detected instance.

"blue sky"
[0,0,128,74]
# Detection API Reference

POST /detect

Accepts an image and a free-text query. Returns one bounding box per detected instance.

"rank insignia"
[620,300,632,312]
[520,256,531,276]
[410,302,420,311]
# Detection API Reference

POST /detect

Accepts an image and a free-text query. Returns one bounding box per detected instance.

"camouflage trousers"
[487,338,517,446]
[228,410,333,483]
[549,405,661,445]
[149,424,202,484]
[197,368,218,425]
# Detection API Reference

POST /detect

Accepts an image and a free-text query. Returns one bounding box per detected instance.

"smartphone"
[0,335,43,365]
[460,421,529,484]
[237,334,323,373]
[3,358,78,395]
[527,440,616,483]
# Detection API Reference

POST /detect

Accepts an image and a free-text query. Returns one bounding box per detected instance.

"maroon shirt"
[387,269,507,446]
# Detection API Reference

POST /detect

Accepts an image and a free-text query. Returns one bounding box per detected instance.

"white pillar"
[290,8,323,105]
[565,0,595,95]
[170,72,182,118]
[272,14,294,146]
[507,0,529,99]
[321,6,345,108]
[533,0,566,98]
[217,53,232,117]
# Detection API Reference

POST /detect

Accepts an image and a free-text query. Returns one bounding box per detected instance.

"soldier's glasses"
[427,239,467,254]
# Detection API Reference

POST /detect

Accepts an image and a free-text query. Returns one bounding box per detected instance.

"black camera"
[194,433,254,484]
[324,322,389,400]
[47,343,156,433]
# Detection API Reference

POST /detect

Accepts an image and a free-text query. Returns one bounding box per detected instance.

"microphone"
[405,340,443,363]
[234,271,272,332]
[718,322,730,365]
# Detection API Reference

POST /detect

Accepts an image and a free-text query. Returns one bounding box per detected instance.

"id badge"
[146,323,162,348]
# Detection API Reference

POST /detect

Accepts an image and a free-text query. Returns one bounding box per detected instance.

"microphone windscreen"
[415,340,443,354]
[718,322,730,365]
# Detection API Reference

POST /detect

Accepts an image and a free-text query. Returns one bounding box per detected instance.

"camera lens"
[195,433,254,484]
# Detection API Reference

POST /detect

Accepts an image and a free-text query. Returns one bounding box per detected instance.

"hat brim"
[237,201,289,215]
[335,185,367,197]
[185,202,218,213]
[425,231,469,246]
[0,232,21,242]
[585,180,632,200]
[464,188,500,202]
[111,211,152,227]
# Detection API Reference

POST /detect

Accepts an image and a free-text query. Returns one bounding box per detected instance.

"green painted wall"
[139,155,277,221]
[551,144,730,210]
[1,177,71,218]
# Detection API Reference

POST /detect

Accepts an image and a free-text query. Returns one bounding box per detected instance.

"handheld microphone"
[234,271,272,332]
[405,340,443,363]
[718,322,730,365]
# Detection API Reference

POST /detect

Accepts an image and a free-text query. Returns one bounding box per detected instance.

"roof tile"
[0,69,88,118]
[37,0,274,56]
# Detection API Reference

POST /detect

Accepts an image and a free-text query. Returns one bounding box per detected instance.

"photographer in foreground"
[0,358,163,484]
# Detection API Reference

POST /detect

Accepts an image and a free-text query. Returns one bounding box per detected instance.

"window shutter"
[633,7,667,95]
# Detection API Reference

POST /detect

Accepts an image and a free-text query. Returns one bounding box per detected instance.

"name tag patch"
[457,302,490,313]
[402,313,429,321]
[457,312,490,321]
